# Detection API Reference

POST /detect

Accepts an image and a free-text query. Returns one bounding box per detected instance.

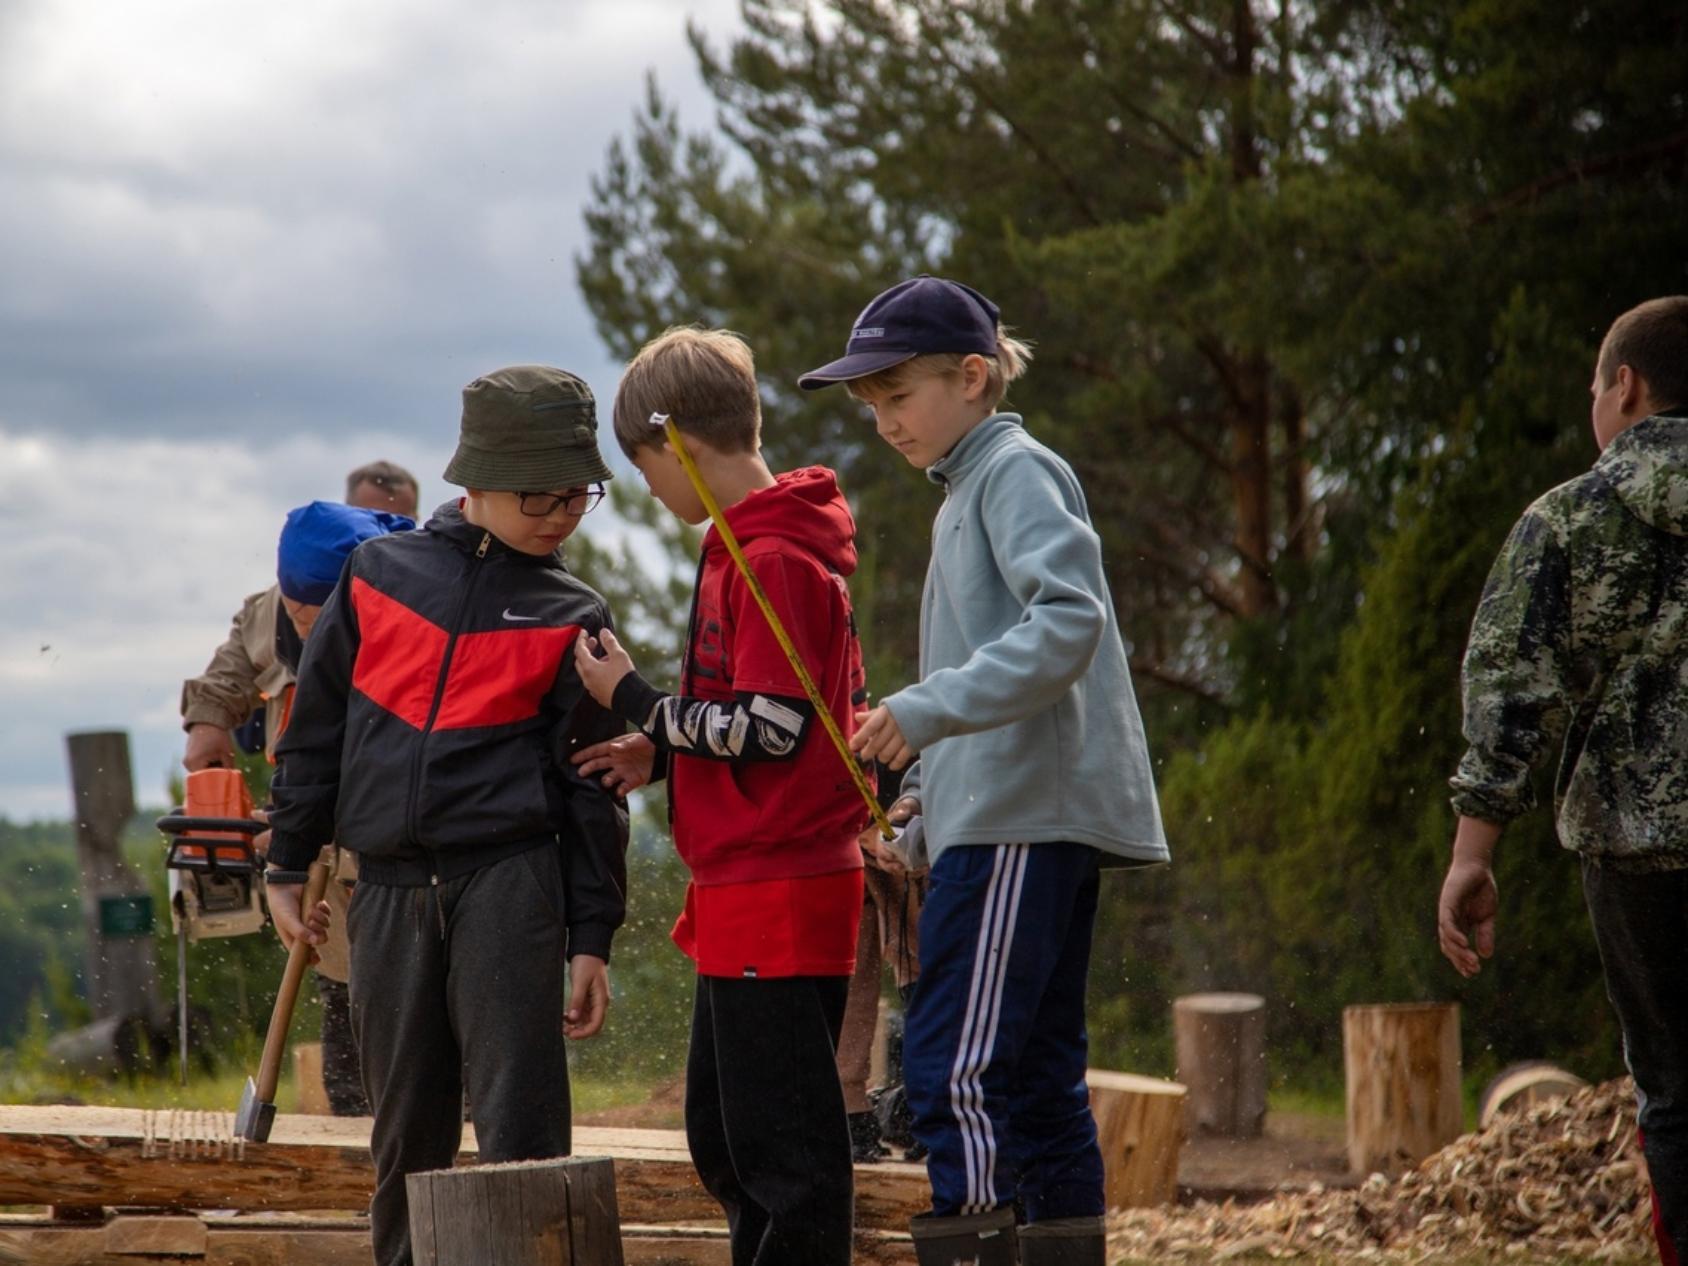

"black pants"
[315,975,370,1116]
[686,974,853,1266]
[1583,859,1688,1265]
[349,846,572,1266]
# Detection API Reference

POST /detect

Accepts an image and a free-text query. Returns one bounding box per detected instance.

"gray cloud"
[0,0,739,817]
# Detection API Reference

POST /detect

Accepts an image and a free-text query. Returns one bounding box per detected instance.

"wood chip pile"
[1107,1079,1655,1261]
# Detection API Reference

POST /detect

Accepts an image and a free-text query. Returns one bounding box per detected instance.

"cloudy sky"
[0,0,741,819]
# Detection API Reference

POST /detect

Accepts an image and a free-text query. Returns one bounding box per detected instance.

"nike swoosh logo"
[502,608,542,622]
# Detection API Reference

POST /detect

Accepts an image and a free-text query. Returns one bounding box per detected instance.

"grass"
[0,1058,663,1118]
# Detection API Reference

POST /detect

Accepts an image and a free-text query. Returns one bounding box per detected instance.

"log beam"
[0,1106,928,1230]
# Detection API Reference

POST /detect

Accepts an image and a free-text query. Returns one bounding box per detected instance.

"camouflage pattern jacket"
[1450,409,1688,871]
[180,584,294,757]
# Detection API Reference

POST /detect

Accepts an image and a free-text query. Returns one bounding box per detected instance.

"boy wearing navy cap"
[802,277,1169,1266]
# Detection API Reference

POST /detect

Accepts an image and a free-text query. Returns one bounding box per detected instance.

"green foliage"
[0,817,90,1043]
[573,0,1688,1088]
[568,799,697,1084]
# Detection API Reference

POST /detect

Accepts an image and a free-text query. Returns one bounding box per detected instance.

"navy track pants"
[903,841,1104,1220]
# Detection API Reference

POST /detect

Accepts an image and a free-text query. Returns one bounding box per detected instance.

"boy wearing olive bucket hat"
[267,366,631,1266]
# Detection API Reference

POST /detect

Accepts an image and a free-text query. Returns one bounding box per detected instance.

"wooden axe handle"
[255,858,331,1104]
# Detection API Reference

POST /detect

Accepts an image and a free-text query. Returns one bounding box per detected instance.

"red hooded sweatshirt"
[668,467,869,976]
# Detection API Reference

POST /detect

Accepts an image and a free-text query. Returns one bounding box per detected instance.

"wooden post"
[292,1043,332,1115]
[1172,992,1267,1138]
[1343,1002,1462,1175]
[1086,1070,1186,1209]
[408,1156,624,1266]
[65,730,163,1031]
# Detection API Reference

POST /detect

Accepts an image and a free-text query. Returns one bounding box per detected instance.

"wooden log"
[1085,1069,1186,1209]
[292,1043,331,1116]
[1342,1002,1462,1175]
[0,1106,929,1230]
[409,1156,623,1266]
[1478,1061,1588,1129]
[1172,992,1267,1139]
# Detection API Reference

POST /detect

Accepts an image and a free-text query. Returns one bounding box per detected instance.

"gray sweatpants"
[348,845,573,1266]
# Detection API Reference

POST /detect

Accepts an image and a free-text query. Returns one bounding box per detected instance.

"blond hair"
[1598,296,1688,409]
[844,326,1033,408]
[612,326,761,458]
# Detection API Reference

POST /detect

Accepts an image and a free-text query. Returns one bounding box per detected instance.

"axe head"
[234,1075,276,1142]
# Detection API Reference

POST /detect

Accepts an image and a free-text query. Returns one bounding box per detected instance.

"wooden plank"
[0,1221,373,1266]
[0,1107,928,1230]
[0,1219,915,1266]
[104,1215,209,1255]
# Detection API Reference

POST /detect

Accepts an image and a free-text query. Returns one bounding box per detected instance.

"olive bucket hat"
[443,365,615,491]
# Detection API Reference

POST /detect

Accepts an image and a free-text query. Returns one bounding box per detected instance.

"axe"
[235,858,330,1142]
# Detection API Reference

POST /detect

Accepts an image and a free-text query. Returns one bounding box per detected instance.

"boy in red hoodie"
[572,326,868,1265]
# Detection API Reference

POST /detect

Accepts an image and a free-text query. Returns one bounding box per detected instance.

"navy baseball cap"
[798,275,1001,389]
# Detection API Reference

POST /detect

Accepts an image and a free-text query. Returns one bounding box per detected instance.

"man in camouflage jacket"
[1440,297,1688,1266]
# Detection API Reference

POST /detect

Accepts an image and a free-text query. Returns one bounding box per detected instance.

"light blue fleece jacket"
[885,412,1169,869]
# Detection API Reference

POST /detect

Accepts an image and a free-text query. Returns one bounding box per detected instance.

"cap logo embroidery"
[852,326,885,339]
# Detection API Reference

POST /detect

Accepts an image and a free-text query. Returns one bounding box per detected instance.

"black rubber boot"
[1019,1215,1106,1266]
[910,1206,1019,1266]
[849,1109,890,1163]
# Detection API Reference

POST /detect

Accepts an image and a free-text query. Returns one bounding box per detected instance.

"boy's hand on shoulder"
[564,954,610,1040]
[851,705,915,770]
[572,733,657,797]
[573,628,635,708]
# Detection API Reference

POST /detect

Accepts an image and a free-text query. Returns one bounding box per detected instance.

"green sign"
[99,894,155,938]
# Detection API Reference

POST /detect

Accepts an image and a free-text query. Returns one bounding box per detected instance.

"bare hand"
[251,808,271,860]
[851,705,915,770]
[573,628,636,708]
[572,733,656,797]
[860,797,922,874]
[564,955,610,1039]
[1437,860,1498,977]
[265,879,332,965]
[860,824,906,876]
[183,723,234,772]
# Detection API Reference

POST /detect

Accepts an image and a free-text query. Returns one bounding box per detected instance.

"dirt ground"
[1177,1111,1352,1201]
[579,1080,1351,1203]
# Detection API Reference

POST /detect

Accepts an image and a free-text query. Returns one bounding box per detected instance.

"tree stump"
[1343,1002,1461,1175]
[1086,1070,1186,1209]
[1478,1061,1588,1129]
[1172,992,1267,1138]
[407,1156,623,1266]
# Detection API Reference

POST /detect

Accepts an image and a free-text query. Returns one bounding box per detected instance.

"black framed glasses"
[517,486,605,517]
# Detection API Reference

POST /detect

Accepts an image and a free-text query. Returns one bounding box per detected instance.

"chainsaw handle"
[156,814,266,837]
[254,859,330,1105]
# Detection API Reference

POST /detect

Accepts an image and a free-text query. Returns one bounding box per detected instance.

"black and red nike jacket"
[267,501,628,961]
